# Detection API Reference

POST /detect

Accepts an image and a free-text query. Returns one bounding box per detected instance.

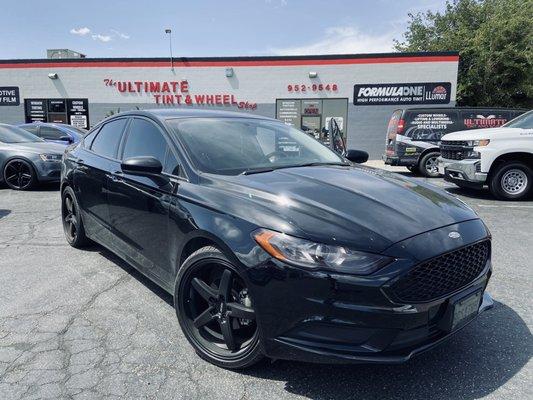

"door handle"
[106,173,123,183]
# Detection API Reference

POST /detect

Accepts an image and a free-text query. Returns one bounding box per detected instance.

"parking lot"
[0,170,531,400]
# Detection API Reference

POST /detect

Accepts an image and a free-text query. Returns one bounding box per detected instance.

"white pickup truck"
[438,110,533,200]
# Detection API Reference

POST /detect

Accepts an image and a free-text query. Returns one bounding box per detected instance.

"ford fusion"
[61,109,493,369]
[1,123,65,190]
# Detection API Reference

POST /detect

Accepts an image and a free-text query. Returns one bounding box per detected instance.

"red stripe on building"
[0,55,459,69]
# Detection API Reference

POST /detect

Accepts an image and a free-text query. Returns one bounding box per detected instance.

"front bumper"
[438,157,487,187]
[247,220,493,364]
[34,160,62,182]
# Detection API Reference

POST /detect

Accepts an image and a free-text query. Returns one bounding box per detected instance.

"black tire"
[61,186,90,248]
[175,246,263,369]
[418,151,441,178]
[3,159,37,190]
[489,162,532,201]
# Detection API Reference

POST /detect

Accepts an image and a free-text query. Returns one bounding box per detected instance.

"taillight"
[397,119,405,134]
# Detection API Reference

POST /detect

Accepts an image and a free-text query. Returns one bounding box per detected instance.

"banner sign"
[0,86,20,106]
[353,82,451,106]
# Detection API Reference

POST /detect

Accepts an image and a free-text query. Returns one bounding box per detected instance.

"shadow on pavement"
[244,300,531,400]
[91,245,531,400]
[0,209,11,219]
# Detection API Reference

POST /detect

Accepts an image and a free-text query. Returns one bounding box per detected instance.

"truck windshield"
[503,110,533,129]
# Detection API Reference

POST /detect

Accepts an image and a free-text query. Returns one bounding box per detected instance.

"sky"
[0,0,446,59]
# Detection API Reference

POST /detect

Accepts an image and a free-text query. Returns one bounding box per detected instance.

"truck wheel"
[418,152,441,178]
[489,162,532,200]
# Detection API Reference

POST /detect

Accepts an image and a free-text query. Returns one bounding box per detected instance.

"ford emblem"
[448,232,461,239]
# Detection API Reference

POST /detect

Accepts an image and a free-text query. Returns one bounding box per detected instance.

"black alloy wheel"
[61,187,90,248]
[3,159,36,190]
[175,246,263,369]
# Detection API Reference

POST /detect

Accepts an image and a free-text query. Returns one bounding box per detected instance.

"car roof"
[112,108,277,122]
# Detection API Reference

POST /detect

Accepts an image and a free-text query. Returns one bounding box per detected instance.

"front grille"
[441,140,469,147]
[390,240,490,302]
[441,149,468,160]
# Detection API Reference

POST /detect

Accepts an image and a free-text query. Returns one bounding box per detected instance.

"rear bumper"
[438,157,487,187]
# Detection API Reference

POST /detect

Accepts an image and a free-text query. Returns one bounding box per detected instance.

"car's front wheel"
[175,246,263,369]
[489,162,532,200]
[418,152,441,177]
[3,159,36,190]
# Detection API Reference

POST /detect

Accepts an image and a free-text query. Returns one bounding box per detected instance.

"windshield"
[167,118,346,175]
[0,125,44,143]
[503,110,533,128]
[64,125,88,135]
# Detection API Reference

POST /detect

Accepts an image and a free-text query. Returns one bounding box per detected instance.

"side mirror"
[59,135,72,143]
[345,149,369,164]
[121,156,163,176]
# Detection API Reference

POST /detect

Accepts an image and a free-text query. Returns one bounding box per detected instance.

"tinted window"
[164,149,181,176]
[405,111,458,141]
[20,125,39,135]
[0,125,43,143]
[40,126,65,140]
[122,119,168,165]
[91,119,127,158]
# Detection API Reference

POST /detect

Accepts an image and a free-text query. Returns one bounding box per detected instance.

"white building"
[0,52,459,158]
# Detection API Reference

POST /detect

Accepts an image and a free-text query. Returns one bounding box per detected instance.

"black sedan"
[60,109,493,369]
[0,124,65,190]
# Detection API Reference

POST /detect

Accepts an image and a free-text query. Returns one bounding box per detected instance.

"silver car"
[0,123,65,190]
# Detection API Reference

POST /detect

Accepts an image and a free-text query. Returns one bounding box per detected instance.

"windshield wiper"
[241,167,276,175]
[291,161,351,168]
[241,162,349,175]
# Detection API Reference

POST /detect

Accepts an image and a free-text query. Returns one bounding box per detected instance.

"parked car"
[383,107,525,177]
[438,109,533,200]
[61,109,493,369]
[0,124,65,190]
[18,122,87,145]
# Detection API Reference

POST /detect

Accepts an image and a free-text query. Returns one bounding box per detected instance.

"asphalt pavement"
[0,168,531,400]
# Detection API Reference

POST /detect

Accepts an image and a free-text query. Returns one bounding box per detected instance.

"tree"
[395,0,532,108]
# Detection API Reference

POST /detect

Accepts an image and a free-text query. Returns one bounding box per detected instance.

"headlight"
[39,153,62,162]
[466,139,490,147]
[253,229,392,275]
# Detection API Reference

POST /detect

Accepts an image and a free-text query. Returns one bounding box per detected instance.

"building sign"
[103,78,257,110]
[353,82,451,106]
[24,98,90,129]
[0,86,20,106]
[67,99,90,128]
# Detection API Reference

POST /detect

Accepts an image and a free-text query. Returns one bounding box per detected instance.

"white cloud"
[111,29,130,40]
[70,27,91,36]
[270,26,396,55]
[92,34,112,43]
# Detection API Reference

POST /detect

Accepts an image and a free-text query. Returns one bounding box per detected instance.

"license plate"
[451,291,481,330]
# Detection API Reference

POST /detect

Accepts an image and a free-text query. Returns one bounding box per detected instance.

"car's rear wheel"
[418,152,441,177]
[3,159,36,190]
[61,186,90,248]
[175,246,263,369]
[489,162,532,200]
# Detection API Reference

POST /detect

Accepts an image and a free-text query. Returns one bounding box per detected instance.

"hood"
[442,127,528,141]
[7,141,66,155]
[200,165,477,253]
